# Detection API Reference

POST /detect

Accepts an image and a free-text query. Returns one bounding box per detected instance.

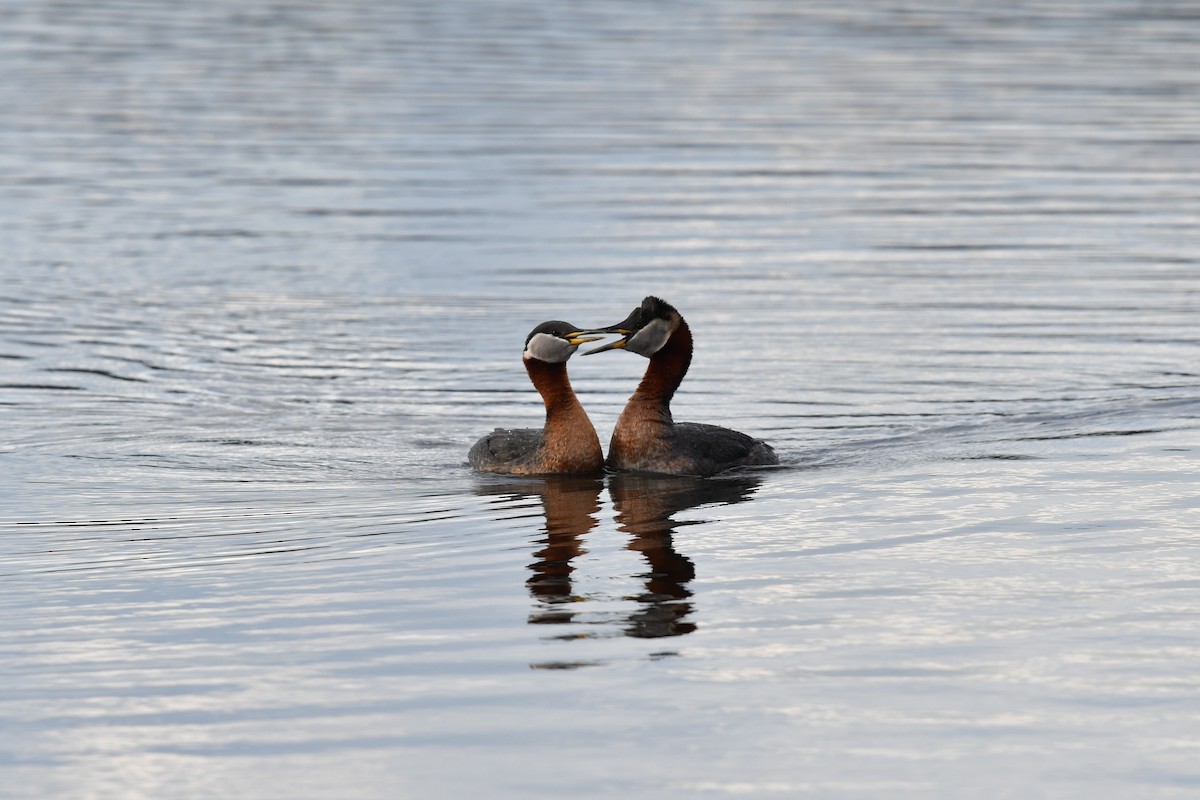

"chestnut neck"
[630,318,693,417]
[524,357,579,417]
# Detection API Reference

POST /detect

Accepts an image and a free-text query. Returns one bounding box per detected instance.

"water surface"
[2,1,1200,797]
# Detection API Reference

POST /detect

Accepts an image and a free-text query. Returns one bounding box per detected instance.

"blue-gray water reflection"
[3,0,1200,797]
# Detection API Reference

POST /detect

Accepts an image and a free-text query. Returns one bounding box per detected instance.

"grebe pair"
[468,297,778,477]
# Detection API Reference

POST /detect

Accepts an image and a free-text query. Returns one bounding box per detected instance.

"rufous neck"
[524,357,577,412]
[632,318,693,412]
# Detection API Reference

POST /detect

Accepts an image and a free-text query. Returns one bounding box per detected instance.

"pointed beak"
[565,331,605,346]
[581,327,632,355]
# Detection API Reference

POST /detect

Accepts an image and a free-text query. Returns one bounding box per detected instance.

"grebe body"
[469,321,604,475]
[585,297,777,477]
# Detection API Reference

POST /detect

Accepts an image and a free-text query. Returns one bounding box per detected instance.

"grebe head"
[523,320,604,364]
[582,296,681,358]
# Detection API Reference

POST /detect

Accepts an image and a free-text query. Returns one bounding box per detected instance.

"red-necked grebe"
[468,321,605,475]
[584,296,777,477]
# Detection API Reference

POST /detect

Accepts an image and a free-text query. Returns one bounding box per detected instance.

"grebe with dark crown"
[584,296,778,477]
[468,321,605,475]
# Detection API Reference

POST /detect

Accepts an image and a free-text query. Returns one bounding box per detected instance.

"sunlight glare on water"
[2,1,1200,798]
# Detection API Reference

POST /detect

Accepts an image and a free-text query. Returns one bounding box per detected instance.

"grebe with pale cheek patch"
[468,321,605,475]
[584,297,777,477]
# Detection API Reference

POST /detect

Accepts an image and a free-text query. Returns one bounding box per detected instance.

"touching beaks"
[581,330,631,356]
[565,332,604,346]
[582,339,626,355]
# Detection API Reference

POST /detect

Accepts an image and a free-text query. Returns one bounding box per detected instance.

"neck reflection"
[523,476,604,625]
[472,476,605,628]
[610,473,760,639]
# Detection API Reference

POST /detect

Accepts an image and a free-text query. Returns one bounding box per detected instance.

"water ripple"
[4,1,1200,797]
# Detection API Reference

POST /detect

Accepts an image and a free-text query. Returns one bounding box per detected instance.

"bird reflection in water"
[521,476,603,626]
[475,473,761,641]
[610,473,760,638]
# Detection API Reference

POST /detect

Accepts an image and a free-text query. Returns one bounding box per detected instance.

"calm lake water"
[3,1,1200,797]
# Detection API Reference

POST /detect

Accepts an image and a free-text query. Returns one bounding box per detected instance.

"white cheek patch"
[626,317,674,356]
[523,332,574,363]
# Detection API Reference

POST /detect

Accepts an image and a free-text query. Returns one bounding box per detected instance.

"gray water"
[3,1,1200,797]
